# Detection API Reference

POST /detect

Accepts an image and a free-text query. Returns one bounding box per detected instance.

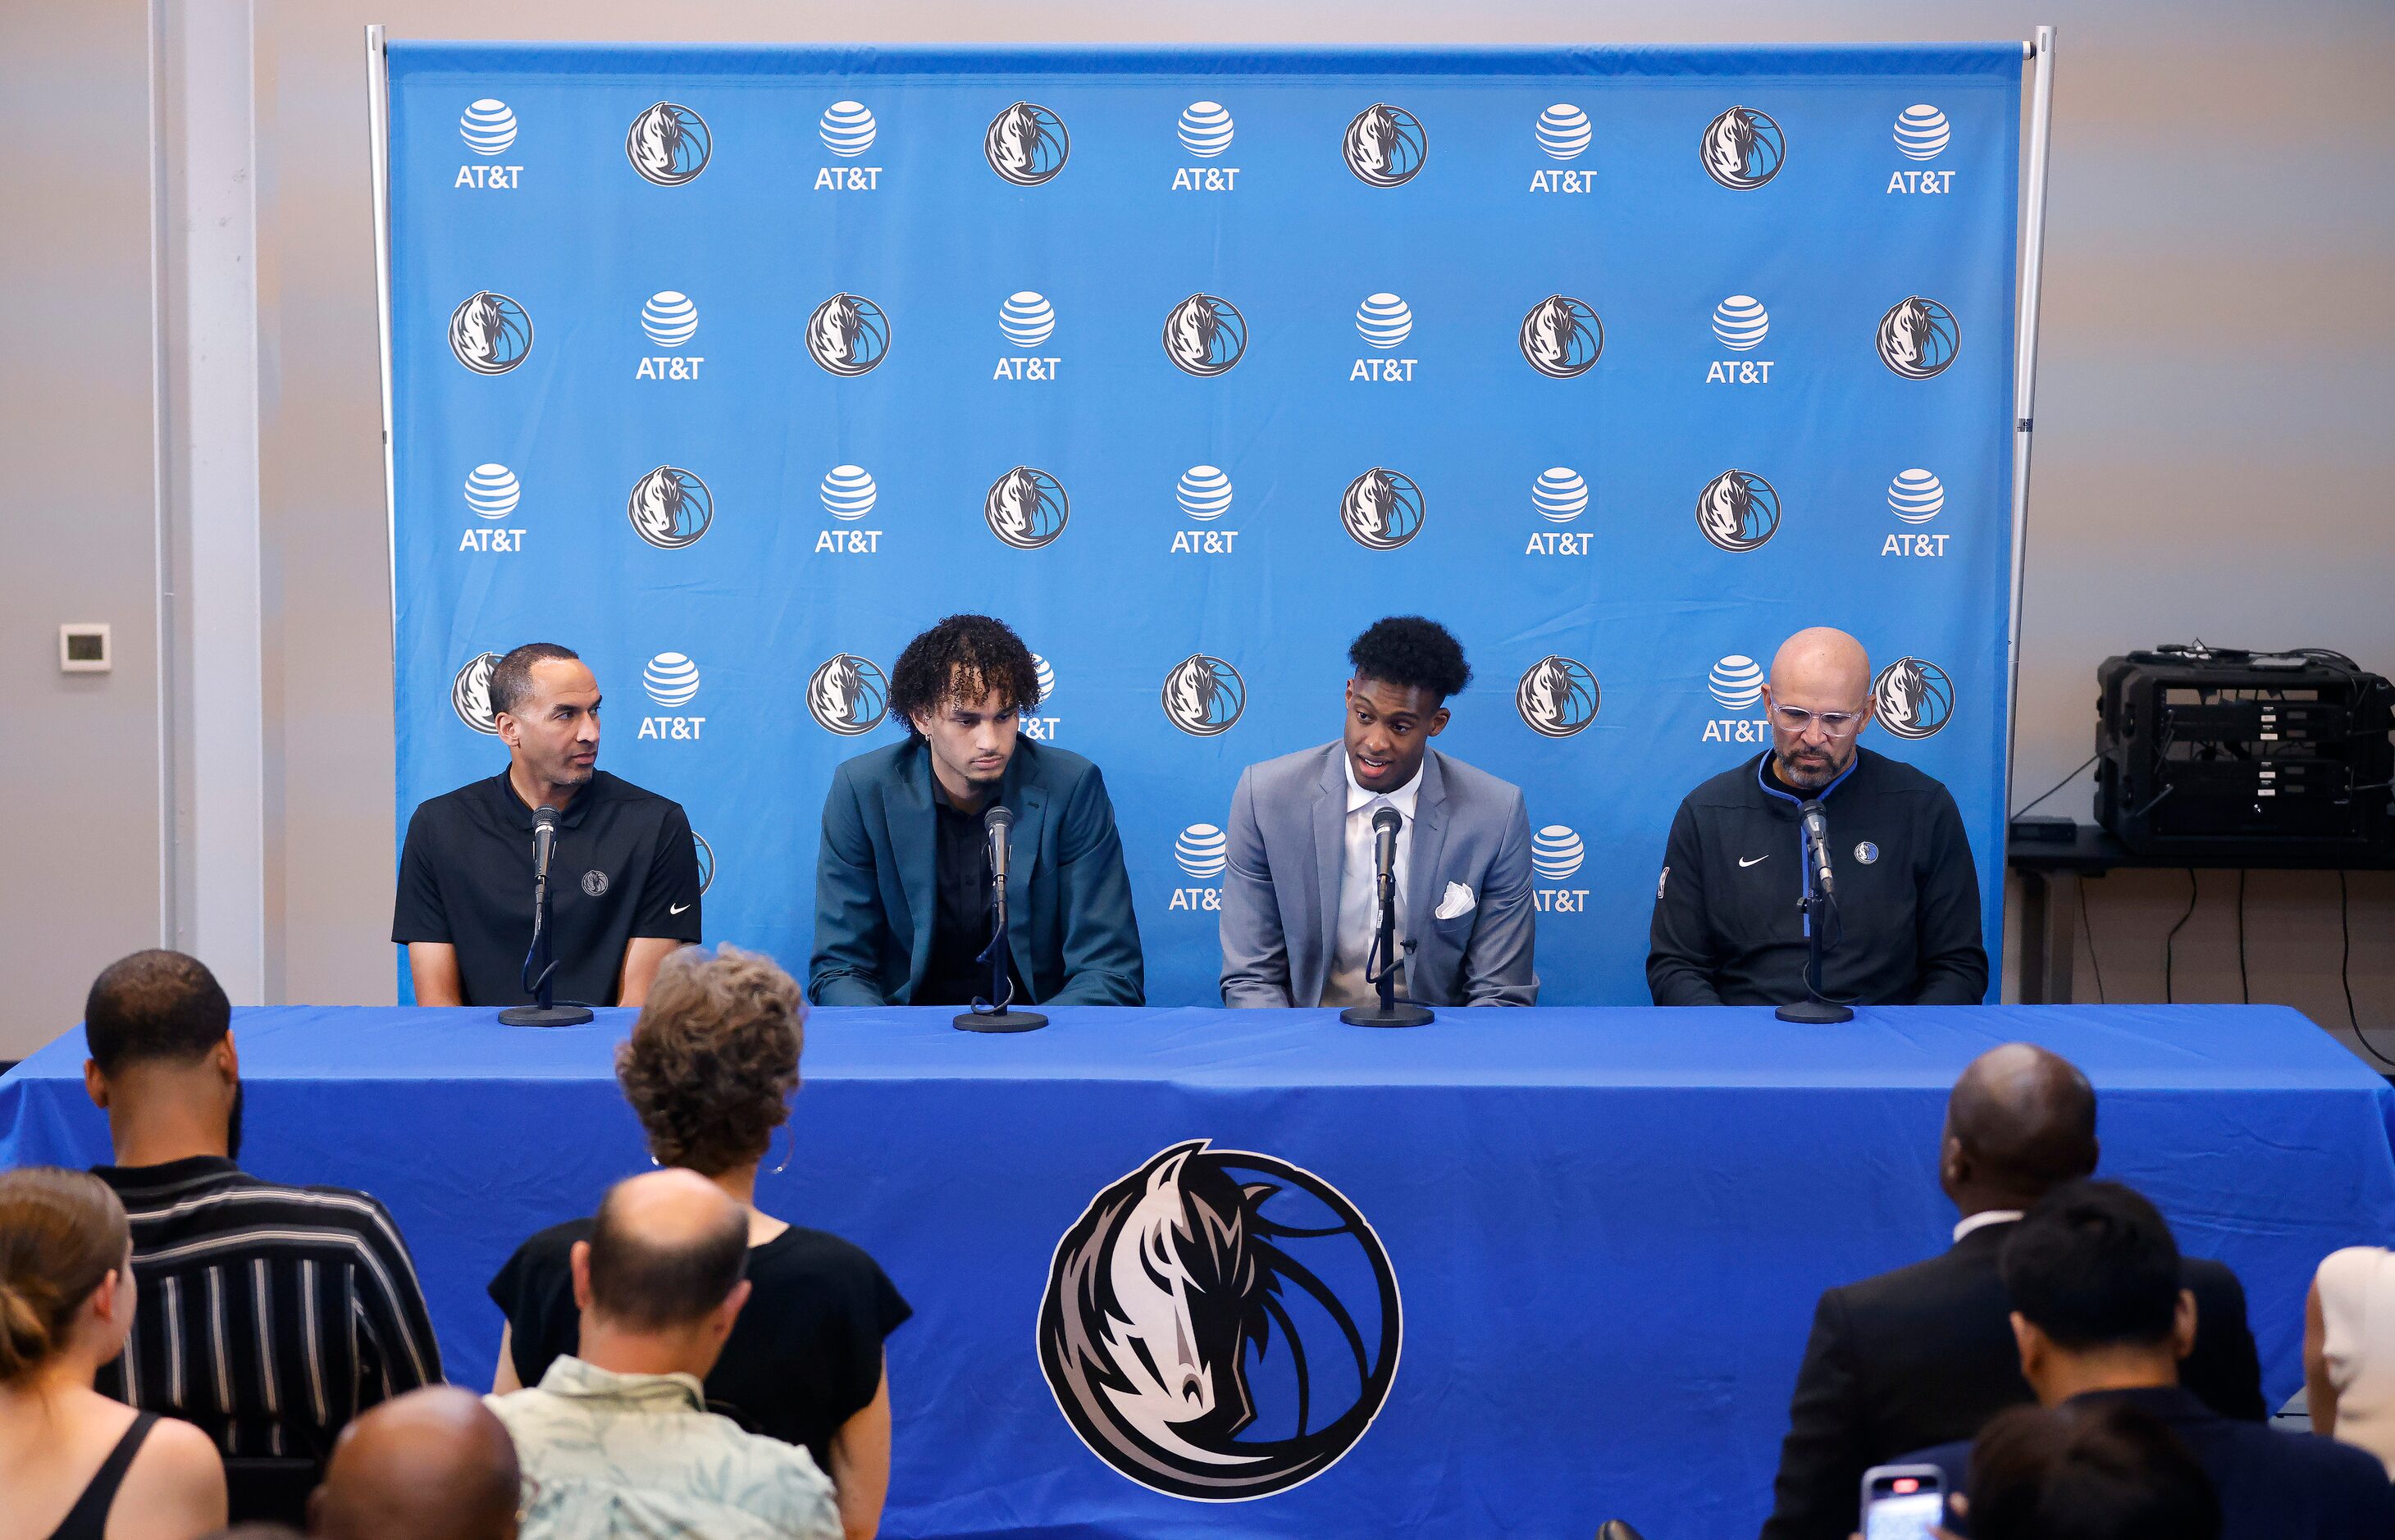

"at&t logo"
[986,102,1069,185]
[994,292,1061,382]
[1340,467,1425,551]
[637,652,705,741]
[1531,824,1590,913]
[814,101,882,192]
[1350,294,1416,382]
[1527,103,1594,194]
[1873,657,1955,740]
[1703,654,1769,744]
[1171,101,1239,191]
[1170,466,1238,556]
[1889,105,1956,194]
[808,654,889,736]
[454,99,521,189]
[1525,467,1590,558]
[452,652,501,734]
[817,465,880,556]
[1161,654,1245,736]
[1696,470,1780,553]
[1883,469,1950,559]
[986,467,1070,550]
[1706,296,1773,385]
[1167,822,1227,912]
[808,293,891,376]
[1519,296,1601,378]
[1877,296,1959,380]
[627,466,713,549]
[458,464,522,555]
[1162,294,1246,376]
[626,103,709,185]
[1344,103,1426,187]
[1700,105,1785,189]
[635,291,704,380]
[1021,654,1059,741]
[448,291,531,375]
[1516,656,1599,738]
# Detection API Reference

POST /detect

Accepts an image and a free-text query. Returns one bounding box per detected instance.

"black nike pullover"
[1647,747,1988,1007]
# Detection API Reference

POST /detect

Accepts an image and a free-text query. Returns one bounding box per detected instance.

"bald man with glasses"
[1648,627,1989,1008]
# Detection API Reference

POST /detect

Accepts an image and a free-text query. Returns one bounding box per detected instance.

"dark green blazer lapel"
[891,741,939,999]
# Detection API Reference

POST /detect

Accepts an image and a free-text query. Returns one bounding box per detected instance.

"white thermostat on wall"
[59,623,112,673]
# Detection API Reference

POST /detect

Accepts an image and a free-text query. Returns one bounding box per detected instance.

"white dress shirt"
[1952,1209,2023,1244]
[1322,757,1421,1009]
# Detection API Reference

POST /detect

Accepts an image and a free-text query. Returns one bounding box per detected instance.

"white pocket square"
[1434,882,1476,920]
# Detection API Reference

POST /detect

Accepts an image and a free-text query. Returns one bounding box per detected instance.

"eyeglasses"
[1771,704,1865,737]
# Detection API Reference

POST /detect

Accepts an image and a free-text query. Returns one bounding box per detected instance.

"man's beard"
[1777,749,1841,789]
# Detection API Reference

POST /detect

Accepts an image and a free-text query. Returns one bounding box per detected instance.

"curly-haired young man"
[1220,616,1538,1008]
[808,615,1143,1007]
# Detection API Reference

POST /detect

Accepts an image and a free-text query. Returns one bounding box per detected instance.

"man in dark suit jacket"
[1760,1044,2265,1540]
[1900,1181,2393,1538]
[809,615,1143,1007]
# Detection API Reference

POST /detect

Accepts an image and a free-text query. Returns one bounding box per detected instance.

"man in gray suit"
[1220,617,1538,1008]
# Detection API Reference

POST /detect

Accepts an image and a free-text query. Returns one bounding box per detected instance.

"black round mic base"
[1774,998,1854,1024]
[1340,1002,1436,1028]
[497,1004,596,1027]
[954,1009,1048,1033]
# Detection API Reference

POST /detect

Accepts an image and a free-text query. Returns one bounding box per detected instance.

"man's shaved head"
[308,1386,519,1540]
[1764,627,1876,791]
[1943,1043,2100,1212]
[586,1167,750,1330]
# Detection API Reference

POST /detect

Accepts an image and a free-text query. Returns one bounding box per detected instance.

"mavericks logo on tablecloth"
[1037,1140,1401,1501]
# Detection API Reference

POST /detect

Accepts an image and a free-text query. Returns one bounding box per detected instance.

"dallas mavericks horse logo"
[1037,1141,1402,1501]
[985,467,1070,549]
[1873,656,1955,739]
[626,466,714,549]
[691,832,715,895]
[1518,296,1603,378]
[1515,655,1600,738]
[1877,296,1960,380]
[806,293,892,376]
[451,652,501,734]
[1339,468,1426,550]
[1162,294,1247,376]
[985,102,1070,185]
[1343,103,1427,187]
[625,102,710,185]
[1161,655,1246,736]
[806,654,889,736]
[1695,469,1781,553]
[1700,105,1785,189]
[447,291,532,375]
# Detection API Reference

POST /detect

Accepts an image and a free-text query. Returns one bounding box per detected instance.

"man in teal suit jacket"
[809,615,1143,1007]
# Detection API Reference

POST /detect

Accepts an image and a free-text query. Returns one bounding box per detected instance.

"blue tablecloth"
[5,1005,2390,1537]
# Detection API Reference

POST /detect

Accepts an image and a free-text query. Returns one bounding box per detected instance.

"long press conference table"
[3,1005,2391,1538]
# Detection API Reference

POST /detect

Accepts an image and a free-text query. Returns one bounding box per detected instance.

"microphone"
[983,804,1015,887]
[1371,804,1401,885]
[1798,799,1835,899]
[531,805,559,882]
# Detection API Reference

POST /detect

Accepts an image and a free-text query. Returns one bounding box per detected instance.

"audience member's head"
[0,1166,134,1385]
[1942,1042,2099,1214]
[307,1386,520,1540]
[1968,1399,2221,1540]
[614,945,802,1178]
[569,1169,751,1378]
[81,949,242,1162]
[2001,1181,2195,1405]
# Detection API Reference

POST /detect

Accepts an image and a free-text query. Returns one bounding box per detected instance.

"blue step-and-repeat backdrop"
[385,44,2021,1008]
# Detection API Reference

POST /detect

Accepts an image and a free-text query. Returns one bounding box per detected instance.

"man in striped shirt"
[80,950,445,1462]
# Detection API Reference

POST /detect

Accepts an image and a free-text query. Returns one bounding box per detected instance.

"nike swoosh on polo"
[1739,854,1768,868]
[669,902,691,914]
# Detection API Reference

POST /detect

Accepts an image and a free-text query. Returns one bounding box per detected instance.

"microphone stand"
[500,816,594,1027]
[1776,818,1854,1024]
[955,841,1047,1034]
[1341,858,1435,1028]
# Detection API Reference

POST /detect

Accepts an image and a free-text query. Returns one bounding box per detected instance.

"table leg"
[2047,873,2078,1005]
[2019,871,2051,1004]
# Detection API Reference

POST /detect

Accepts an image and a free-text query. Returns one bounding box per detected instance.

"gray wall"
[5,1,2391,1059]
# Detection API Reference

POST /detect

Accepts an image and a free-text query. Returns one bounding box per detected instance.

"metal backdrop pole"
[2005,27,2057,820]
[365,25,399,701]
